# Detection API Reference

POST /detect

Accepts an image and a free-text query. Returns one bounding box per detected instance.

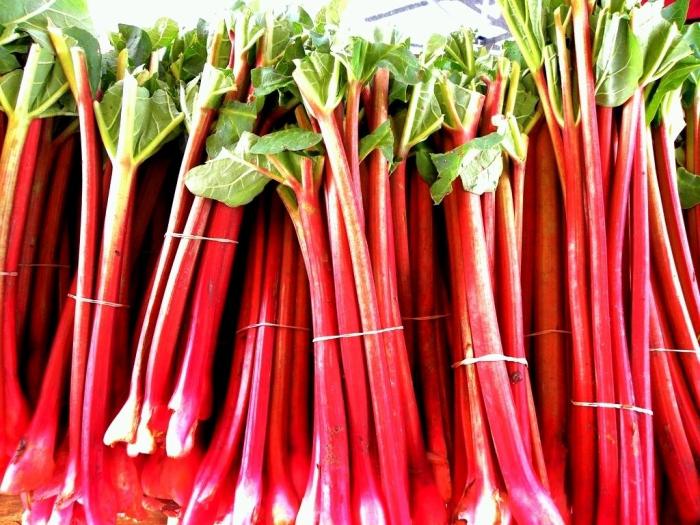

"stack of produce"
[0,0,697,523]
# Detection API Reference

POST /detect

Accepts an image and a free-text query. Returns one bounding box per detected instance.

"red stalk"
[649,288,700,524]
[54,49,103,509]
[165,200,244,457]
[532,126,568,519]
[27,135,76,357]
[264,215,300,523]
[408,174,452,503]
[1,275,75,494]
[287,262,311,499]
[366,69,445,523]
[0,118,42,471]
[325,170,388,524]
[553,17,596,523]
[389,159,415,368]
[570,3,619,518]
[310,104,411,525]
[511,156,526,262]
[598,105,613,203]
[344,81,364,215]
[181,207,266,525]
[605,90,644,524]
[652,121,700,331]
[685,94,700,274]
[16,125,55,337]
[480,69,507,285]
[495,168,531,453]
[283,158,351,524]
[229,201,283,525]
[630,113,655,525]
[647,146,700,406]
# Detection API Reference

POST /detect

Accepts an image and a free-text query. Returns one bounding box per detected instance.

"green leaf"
[28,46,70,115]
[233,8,264,57]
[0,46,19,74]
[677,166,700,208]
[292,51,345,115]
[435,73,483,132]
[315,0,348,27]
[249,127,322,155]
[333,36,419,86]
[512,75,539,129]
[633,1,692,85]
[646,54,700,122]
[205,101,258,157]
[444,28,475,76]
[147,18,179,50]
[94,75,184,164]
[594,11,642,107]
[110,24,152,69]
[359,120,394,163]
[261,11,304,67]
[180,64,234,130]
[252,63,295,96]
[415,144,437,185]
[62,26,101,94]
[429,133,504,203]
[185,136,273,207]
[0,0,92,47]
[389,77,409,103]
[661,0,689,26]
[420,34,447,68]
[398,74,444,155]
[169,19,208,82]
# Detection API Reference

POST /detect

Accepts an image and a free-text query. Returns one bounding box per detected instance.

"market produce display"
[0,0,698,523]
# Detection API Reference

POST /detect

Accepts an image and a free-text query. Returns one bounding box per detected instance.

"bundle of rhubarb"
[0,0,698,523]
